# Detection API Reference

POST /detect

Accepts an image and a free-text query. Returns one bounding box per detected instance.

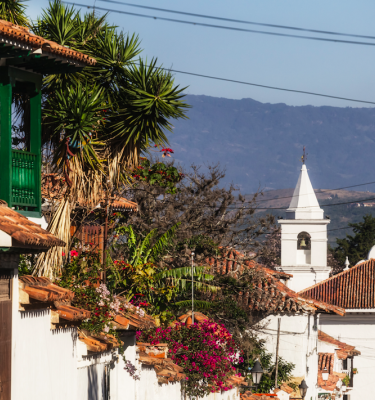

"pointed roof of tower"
[286,164,324,220]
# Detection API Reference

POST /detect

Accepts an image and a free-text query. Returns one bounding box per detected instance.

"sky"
[27,0,375,109]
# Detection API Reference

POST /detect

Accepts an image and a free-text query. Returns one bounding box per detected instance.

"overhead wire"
[98,0,375,42]
[164,194,375,210]
[62,3,375,105]
[133,62,375,105]
[63,2,375,48]
[254,180,375,204]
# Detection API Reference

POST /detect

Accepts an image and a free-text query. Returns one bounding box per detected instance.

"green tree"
[332,214,375,266]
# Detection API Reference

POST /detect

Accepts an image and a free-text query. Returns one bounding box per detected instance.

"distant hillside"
[252,189,375,245]
[171,95,375,193]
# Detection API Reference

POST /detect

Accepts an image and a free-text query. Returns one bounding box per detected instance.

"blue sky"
[28,0,375,108]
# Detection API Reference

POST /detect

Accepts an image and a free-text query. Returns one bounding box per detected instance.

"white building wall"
[200,388,239,400]
[135,364,182,400]
[319,312,375,400]
[10,270,182,400]
[259,314,319,400]
[12,310,79,400]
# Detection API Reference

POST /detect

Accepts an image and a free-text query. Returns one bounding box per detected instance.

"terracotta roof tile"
[226,375,247,387]
[279,383,294,394]
[207,249,345,316]
[241,393,279,400]
[318,330,360,356]
[317,352,351,391]
[136,343,186,384]
[0,20,95,66]
[299,258,375,309]
[0,205,64,248]
[20,275,74,302]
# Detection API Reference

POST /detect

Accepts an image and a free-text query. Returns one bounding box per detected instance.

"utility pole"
[275,318,281,389]
[191,251,195,324]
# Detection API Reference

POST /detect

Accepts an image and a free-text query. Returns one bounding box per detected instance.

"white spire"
[286,164,324,220]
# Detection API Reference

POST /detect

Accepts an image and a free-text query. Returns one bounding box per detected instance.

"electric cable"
[60,4,375,105]
[254,181,375,204]
[162,194,375,210]
[98,0,375,42]
[63,2,375,48]
[132,62,375,106]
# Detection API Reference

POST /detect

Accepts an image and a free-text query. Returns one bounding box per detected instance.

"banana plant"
[107,224,219,319]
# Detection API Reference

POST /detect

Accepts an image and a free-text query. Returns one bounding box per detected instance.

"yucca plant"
[0,0,29,26]
[31,0,189,277]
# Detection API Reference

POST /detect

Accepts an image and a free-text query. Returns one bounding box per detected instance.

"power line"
[191,195,375,210]
[59,4,375,105]
[63,2,375,48]
[98,0,375,42]
[255,180,375,204]
[131,62,375,106]
[132,63,375,106]
[258,196,375,210]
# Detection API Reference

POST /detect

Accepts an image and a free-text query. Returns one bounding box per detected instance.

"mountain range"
[170,95,375,194]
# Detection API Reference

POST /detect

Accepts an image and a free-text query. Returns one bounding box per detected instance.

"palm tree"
[30,1,189,277]
[0,0,29,26]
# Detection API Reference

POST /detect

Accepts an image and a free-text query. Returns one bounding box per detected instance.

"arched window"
[297,232,311,250]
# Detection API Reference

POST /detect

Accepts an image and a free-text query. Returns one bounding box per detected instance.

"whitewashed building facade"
[261,161,373,400]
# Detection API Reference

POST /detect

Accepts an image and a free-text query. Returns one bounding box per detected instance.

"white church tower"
[278,159,331,292]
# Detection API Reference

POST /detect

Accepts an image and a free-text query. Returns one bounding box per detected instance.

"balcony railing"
[11,150,38,208]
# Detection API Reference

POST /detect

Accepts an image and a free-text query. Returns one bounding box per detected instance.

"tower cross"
[301,146,308,164]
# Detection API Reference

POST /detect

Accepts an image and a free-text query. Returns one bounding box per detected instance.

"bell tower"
[278,159,331,292]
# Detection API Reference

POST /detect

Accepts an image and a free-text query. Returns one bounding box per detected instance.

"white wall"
[320,312,375,400]
[10,270,182,400]
[259,314,319,400]
[135,364,181,400]
[200,388,239,400]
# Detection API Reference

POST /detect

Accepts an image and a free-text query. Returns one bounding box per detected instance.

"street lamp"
[251,360,264,389]
[298,379,308,399]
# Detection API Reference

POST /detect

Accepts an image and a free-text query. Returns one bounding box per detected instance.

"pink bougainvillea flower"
[62,252,65,256]
[70,250,79,257]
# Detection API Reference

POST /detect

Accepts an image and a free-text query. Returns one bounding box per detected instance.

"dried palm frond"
[34,198,71,279]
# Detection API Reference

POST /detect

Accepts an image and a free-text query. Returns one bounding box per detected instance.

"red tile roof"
[0,204,65,248]
[299,258,375,309]
[207,249,345,316]
[136,343,186,384]
[0,20,95,65]
[317,352,347,392]
[79,332,122,352]
[318,330,360,357]
[241,393,279,400]
[317,353,340,391]
[19,275,90,321]
[225,375,247,387]
[19,276,155,330]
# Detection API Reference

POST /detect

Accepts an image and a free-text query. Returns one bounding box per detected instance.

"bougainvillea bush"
[137,319,243,398]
